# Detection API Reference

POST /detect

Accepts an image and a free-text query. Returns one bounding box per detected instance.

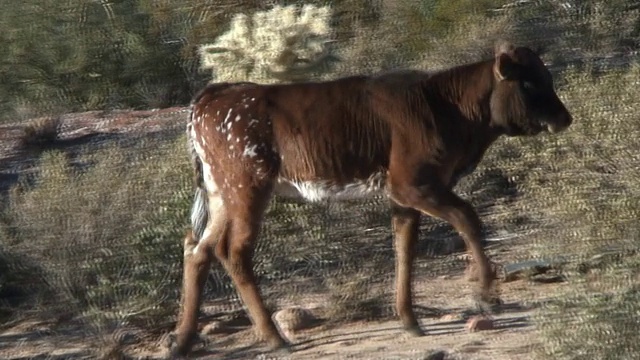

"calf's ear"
[493,41,518,81]
[494,52,518,81]
[494,40,515,56]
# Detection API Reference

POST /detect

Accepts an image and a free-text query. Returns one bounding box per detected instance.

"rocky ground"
[0,240,567,360]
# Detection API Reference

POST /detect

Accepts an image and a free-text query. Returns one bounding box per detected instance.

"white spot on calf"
[224,108,233,123]
[248,119,259,127]
[201,162,217,194]
[235,115,241,122]
[243,144,258,157]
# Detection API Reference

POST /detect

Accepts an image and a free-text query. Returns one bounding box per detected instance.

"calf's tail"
[186,108,208,242]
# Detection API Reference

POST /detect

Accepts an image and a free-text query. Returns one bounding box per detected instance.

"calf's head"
[489,42,572,136]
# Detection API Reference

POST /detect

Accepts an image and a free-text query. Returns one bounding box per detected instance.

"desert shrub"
[0,243,49,321]
[1,134,192,328]
[20,117,61,149]
[199,4,337,84]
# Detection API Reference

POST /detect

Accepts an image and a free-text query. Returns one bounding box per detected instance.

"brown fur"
[170,42,572,356]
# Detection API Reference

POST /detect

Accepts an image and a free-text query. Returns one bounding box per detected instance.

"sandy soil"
[0,243,568,360]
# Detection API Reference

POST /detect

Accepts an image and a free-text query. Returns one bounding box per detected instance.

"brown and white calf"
[171,41,572,356]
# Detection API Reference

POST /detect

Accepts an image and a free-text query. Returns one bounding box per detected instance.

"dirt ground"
[0,241,568,360]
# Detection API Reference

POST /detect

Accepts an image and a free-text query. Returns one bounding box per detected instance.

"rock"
[114,330,139,345]
[465,261,499,283]
[465,316,494,332]
[440,313,464,322]
[577,250,625,273]
[422,349,448,360]
[530,273,565,284]
[273,307,316,335]
[502,259,555,282]
[201,320,226,335]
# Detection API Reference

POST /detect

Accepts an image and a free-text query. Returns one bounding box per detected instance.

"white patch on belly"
[274,172,387,202]
[243,144,258,157]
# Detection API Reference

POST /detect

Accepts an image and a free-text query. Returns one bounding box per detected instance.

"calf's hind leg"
[214,185,289,351]
[172,195,228,357]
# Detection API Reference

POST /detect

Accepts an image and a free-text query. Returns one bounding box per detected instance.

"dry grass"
[457,62,640,358]
[1,2,640,359]
[20,117,61,149]
[1,134,192,330]
[533,253,640,359]
[323,269,389,324]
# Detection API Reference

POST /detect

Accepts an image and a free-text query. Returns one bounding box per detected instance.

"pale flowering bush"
[199,4,335,83]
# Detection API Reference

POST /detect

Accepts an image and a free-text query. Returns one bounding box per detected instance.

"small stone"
[502,260,554,282]
[440,313,464,322]
[466,316,494,332]
[530,273,565,284]
[201,320,226,335]
[422,349,448,360]
[273,307,316,334]
[465,261,499,283]
[112,330,139,345]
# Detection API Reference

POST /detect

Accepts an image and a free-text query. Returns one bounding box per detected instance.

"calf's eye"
[522,81,536,91]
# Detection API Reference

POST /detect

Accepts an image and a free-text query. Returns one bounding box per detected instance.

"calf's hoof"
[167,331,205,359]
[405,324,426,337]
[267,337,292,355]
[473,293,503,315]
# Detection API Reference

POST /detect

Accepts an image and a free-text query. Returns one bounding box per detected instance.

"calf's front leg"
[390,202,423,336]
[390,181,501,310]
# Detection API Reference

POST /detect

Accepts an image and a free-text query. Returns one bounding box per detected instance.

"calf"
[171,41,572,356]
